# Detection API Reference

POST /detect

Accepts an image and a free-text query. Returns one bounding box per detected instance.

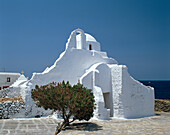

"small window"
[0,87,1,90]
[89,44,92,50]
[7,77,10,82]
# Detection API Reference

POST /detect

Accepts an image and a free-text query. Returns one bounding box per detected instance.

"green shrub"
[31,81,95,134]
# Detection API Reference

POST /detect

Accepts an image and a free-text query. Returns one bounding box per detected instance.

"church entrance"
[103,92,111,116]
[89,44,92,50]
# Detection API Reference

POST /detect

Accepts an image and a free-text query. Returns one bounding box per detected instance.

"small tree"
[31,81,95,134]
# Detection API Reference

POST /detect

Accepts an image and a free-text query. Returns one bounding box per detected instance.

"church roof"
[76,33,97,42]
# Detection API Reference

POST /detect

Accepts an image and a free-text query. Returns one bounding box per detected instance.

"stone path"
[0,112,169,135]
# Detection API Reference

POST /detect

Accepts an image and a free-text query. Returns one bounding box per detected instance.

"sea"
[139,81,170,100]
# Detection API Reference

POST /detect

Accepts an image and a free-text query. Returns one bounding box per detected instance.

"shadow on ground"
[66,122,103,131]
[155,111,170,117]
[155,113,161,116]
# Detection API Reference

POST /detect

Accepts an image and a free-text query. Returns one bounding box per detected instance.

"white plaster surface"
[0,72,21,89]
[11,75,27,87]
[5,28,155,119]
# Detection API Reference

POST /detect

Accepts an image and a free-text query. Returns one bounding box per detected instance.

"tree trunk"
[55,120,69,134]
[55,113,74,134]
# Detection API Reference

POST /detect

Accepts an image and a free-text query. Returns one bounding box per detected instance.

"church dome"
[76,33,97,42]
[85,33,97,42]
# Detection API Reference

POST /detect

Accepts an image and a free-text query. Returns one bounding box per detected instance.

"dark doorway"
[89,44,92,50]
[103,92,112,116]
[3,86,9,89]
[103,92,110,109]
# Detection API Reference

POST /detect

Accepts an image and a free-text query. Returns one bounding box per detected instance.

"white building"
[10,29,155,119]
[0,72,21,90]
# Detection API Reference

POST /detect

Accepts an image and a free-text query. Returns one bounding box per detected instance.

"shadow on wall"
[66,122,103,131]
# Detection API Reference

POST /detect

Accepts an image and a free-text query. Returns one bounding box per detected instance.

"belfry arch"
[74,29,86,49]
[65,28,86,50]
[66,28,101,51]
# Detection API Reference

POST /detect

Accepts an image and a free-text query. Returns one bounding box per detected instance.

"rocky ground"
[0,99,169,135]
[0,112,169,135]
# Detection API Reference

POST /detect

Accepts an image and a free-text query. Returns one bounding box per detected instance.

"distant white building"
[7,29,155,119]
[0,72,21,90]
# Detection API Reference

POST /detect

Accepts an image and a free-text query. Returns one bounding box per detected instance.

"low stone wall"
[0,97,25,119]
[0,87,21,98]
[0,88,10,98]
[155,99,170,112]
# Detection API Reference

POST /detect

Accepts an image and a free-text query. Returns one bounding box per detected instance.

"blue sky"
[0,0,170,80]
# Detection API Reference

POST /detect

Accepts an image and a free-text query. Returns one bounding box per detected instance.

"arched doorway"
[95,64,113,117]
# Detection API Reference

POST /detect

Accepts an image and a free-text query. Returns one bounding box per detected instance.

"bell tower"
[65,28,86,50]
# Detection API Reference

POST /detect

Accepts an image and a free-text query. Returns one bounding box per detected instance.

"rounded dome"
[76,33,97,42]
[85,33,97,42]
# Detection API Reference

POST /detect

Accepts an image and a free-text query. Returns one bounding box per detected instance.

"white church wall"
[110,64,155,119]
[93,86,110,120]
[86,41,101,51]
[66,31,77,49]
[20,47,117,117]
[110,65,124,118]
[97,52,107,58]
[121,66,155,118]
[81,71,93,89]
[30,48,117,89]
[1,29,155,120]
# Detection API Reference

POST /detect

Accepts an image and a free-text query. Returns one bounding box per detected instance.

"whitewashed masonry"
[7,29,155,119]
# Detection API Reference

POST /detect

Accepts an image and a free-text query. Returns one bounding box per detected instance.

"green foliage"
[31,81,95,134]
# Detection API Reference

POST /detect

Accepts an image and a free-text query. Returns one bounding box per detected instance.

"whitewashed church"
[11,29,155,119]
